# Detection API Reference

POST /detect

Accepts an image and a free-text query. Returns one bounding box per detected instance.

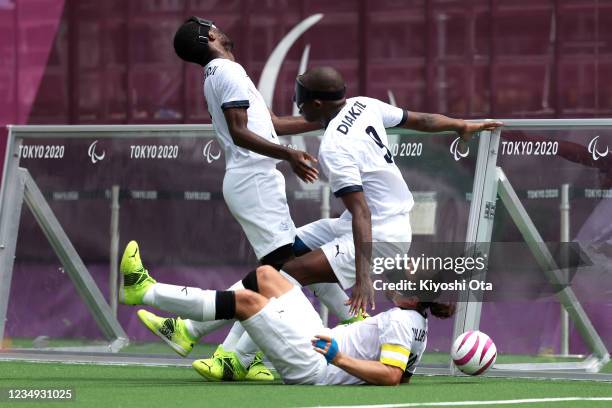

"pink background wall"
[2,1,611,136]
[0,0,65,172]
[1,0,612,181]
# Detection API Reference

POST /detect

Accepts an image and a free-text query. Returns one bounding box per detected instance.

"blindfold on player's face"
[293,78,346,108]
[186,16,215,44]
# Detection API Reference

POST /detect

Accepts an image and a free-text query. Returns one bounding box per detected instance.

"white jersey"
[203,58,280,171]
[324,308,428,385]
[319,96,414,223]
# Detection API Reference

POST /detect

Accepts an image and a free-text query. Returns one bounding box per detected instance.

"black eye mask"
[187,16,214,44]
[293,77,346,107]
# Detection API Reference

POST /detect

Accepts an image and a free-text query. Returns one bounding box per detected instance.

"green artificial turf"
[0,361,611,408]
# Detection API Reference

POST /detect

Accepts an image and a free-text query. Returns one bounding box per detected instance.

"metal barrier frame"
[452,119,612,373]
[0,120,610,373]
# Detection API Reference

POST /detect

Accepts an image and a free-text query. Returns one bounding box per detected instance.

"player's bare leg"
[280,248,338,285]
[228,266,294,318]
[256,265,295,297]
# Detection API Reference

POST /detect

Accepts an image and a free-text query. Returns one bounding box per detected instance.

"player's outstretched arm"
[402,112,503,143]
[224,107,319,183]
[269,110,322,135]
[313,335,403,386]
[332,353,404,386]
[340,191,374,314]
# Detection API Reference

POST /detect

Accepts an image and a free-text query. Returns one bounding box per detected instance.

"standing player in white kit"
[122,17,357,381]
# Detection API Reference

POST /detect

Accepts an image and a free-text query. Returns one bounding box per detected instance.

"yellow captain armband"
[380,343,410,370]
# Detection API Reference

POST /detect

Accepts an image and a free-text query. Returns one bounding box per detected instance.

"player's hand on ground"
[346,279,375,315]
[288,149,319,183]
[458,120,504,142]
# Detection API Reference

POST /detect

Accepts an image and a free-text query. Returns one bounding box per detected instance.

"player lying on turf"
[121,241,455,385]
[169,17,357,379]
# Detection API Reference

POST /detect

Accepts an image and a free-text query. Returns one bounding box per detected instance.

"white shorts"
[296,215,412,289]
[241,286,328,385]
[223,167,296,259]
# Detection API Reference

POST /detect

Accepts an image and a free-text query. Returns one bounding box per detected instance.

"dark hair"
[173,21,210,65]
[418,302,456,319]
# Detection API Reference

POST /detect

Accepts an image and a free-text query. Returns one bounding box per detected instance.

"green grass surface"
[9,337,612,373]
[4,339,611,406]
[0,361,610,408]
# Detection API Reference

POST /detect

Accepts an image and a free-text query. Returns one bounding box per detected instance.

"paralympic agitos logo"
[87,140,105,164]
[587,136,609,161]
[450,137,469,161]
[203,139,221,163]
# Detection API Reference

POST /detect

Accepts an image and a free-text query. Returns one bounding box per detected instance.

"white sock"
[142,283,217,321]
[307,282,352,321]
[184,280,245,339]
[185,318,231,339]
[235,331,259,369]
[222,321,246,352]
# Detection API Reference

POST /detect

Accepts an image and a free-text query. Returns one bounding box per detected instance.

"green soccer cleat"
[339,309,370,326]
[119,241,156,305]
[245,351,274,382]
[137,309,196,357]
[192,345,247,382]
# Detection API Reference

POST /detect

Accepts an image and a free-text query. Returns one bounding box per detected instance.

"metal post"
[0,127,19,220]
[452,127,501,371]
[22,169,128,346]
[497,169,609,367]
[0,169,25,347]
[559,183,570,356]
[319,183,330,326]
[0,177,25,349]
[109,185,120,317]
[0,130,22,347]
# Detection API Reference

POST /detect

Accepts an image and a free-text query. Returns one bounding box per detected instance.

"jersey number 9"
[366,126,393,164]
